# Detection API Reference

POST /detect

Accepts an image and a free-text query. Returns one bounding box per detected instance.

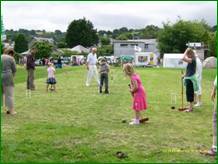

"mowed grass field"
[1,65,217,163]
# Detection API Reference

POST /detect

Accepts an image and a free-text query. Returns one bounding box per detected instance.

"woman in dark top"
[182,48,197,112]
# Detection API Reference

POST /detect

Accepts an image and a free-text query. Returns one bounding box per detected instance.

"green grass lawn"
[1,65,217,163]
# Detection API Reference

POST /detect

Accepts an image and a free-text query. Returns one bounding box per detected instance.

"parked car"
[35,59,42,66]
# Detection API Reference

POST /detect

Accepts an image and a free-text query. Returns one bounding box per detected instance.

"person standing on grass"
[85,47,100,87]
[123,63,148,125]
[46,62,57,92]
[99,58,110,94]
[200,76,217,156]
[26,47,37,97]
[57,56,62,68]
[182,48,199,112]
[194,52,203,107]
[1,48,17,115]
[208,76,217,156]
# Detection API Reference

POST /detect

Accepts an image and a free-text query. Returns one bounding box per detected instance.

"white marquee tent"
[203,57,217,68]
[163,53,187,68]
[71,45,89,53]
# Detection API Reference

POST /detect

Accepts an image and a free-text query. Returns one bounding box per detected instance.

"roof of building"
[186,42,204,48]
[113,39,157,44]
[33,37,54,43]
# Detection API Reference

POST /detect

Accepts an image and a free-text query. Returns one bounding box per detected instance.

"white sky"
[1,1,217,32]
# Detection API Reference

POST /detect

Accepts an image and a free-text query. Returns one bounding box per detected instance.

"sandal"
[140,117,149,123]
[10,111,17,115]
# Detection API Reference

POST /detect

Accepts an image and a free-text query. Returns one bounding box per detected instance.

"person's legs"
[99,74,104,93]
[27,69,30,90]
[93,65,100,85]
[186,79,194,111]
[105,74,109,93]
[86,66,93,86]
[46,84,49,92]
[212,102,217,151]
[29,69,35,90]
[212,111,217,150]
[195,78,202,107]
[26,70,31,97]
[135,111,141,120]
[129,111,140,125]
[2,86,6,111]
[5,86,15,114]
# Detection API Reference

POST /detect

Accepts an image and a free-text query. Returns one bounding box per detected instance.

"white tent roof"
[20,50,30,56]
[203,57,217,68]
[71,45,89,53]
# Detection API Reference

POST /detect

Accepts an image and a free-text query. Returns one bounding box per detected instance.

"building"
[29,37,55,48]
[186,42,205,61]
[113,39,159,57]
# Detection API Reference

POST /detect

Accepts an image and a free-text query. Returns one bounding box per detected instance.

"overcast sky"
[1,1,217,32]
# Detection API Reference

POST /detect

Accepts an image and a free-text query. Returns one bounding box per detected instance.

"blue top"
[186,58,196,77]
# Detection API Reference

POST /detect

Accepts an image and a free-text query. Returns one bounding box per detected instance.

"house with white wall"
[113,39,159,57]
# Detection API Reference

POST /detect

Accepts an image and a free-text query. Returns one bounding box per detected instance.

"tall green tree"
[66,18,98,48]
[100,37,110,45]
[208,32,216,57]
[98,45,113,56]
[14,33,28,53]
[158,20,210,55]
[34,41,53,59]
[143,25,160,39]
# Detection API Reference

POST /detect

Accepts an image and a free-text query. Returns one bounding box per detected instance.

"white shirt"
[87,53,97,65]
[196,57,202,79]
[47,66,55,78]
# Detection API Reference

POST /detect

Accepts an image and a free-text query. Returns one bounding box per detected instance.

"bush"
[98,45,113,56]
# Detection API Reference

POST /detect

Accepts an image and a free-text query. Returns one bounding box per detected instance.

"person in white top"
[46,62,57,92]
[194,52,203,107]
[86,47,100,86]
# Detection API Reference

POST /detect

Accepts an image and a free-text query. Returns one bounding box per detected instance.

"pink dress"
[131,74,148,111]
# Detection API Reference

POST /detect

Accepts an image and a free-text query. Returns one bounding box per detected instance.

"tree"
[66,18,98,47]
[34,41,53,59]
[143,25,160,39]
[57,42,67,48]
[55,29,62,35]
[100,37,110,45]
[14,33,28,53]
[98,45,113,56]
[158,19,211,55]
[208,32,216,57]
[116,33,132,40]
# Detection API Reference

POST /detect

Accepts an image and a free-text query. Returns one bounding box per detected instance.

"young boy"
[99,58,110,94]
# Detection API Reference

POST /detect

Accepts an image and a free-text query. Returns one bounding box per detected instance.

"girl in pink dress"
[123,63,148,125]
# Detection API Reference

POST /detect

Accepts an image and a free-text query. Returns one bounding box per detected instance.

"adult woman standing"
[182,48,199,112]
[2,48,17,115]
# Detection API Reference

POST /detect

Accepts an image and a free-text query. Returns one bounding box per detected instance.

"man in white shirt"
[86,47,100,86]
[194,53,203,107]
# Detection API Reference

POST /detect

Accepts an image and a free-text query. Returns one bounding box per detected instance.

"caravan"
[163,53,187,68]
[134,52,158,66]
